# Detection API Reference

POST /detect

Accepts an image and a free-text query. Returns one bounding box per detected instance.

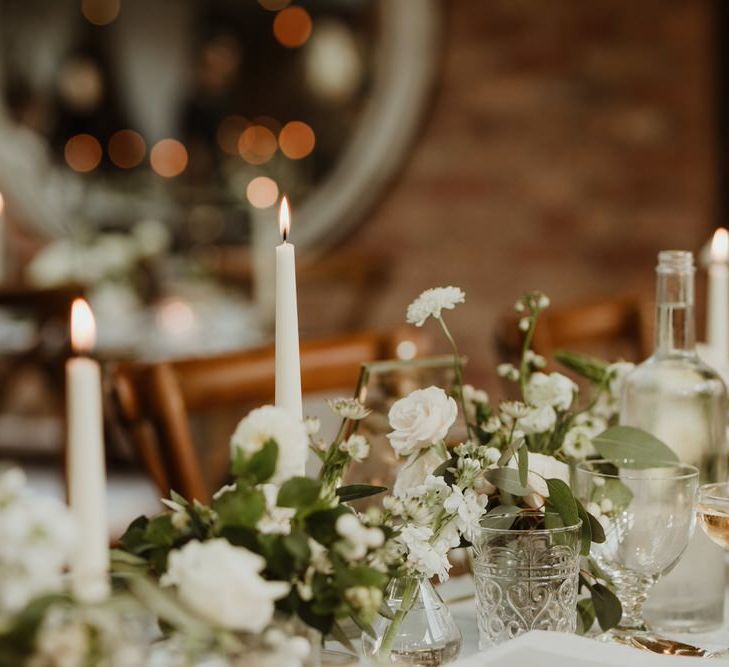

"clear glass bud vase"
[361,576,462,666]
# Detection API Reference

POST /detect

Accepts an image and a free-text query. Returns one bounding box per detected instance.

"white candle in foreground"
[67,298,110,603]
[275,196,303,424]
[708,228,729,363]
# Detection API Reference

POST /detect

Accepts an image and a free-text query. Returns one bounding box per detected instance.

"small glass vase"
[471,512,581,649]
[361,575,462,666]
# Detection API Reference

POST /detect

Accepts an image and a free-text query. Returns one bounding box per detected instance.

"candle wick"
[283,229,288,243]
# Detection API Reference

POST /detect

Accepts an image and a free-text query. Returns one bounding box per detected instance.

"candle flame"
[0,193,4,215]
[71,298,96,354]
[279,196,291,241]
[712,228,729,263]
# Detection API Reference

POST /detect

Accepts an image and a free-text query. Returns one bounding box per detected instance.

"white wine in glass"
[698,484,729,551]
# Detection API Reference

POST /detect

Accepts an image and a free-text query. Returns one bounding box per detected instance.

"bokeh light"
[81,0,120,26]
[0,193,4,215]
[238,125,278,165]
[64,134,102,173]
[150,139,188,178]
[396,340,417,360]
[157,299,196,336]
[246,176,279,209]
[216,115,248,156]
[57,58,104,112]
[273,7,312,49]
[258,0,291,10]
[108,130,146,169]
[279,121,315,159]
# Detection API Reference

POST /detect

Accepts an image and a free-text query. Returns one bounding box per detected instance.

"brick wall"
[299,0,717,390]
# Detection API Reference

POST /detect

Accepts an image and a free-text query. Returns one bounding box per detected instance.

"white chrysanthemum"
[406,286,465,327]
[230,406,308,485]
[519,405,557,435]
[327,398,371,420]
[339,434,370,462]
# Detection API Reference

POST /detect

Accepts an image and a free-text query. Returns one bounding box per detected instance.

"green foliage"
[554,351,609,384]
[593,426,678,468]
[336,484,388,503]
[544,479,579,528]
[232,439,279,484]
[212,486,266,529]
[484,467,530,496]
[277,477,322,509]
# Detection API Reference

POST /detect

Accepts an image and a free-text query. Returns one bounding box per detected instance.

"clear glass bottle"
[362,576,462,666]
[620,250,728,632]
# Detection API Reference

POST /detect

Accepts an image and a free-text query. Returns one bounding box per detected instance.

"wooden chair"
[496,294,654,368]
[110,328,431,503]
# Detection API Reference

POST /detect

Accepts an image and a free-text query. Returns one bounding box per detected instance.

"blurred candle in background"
[275,196,303,424]
[67,298,110,602]
[0,193,5,283]
[708,228,729,363]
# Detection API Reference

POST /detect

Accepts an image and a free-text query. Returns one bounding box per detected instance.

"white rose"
[518,405,556,435]
[507,452,569,502]
[161,539,289,632]
[387,387,458,456]
[525,372,577,411]
[230,406,308,485]
[393,448,448,497]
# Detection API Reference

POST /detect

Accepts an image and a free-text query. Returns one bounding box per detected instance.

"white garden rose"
[518,405,556,435]
[393,448,448,497]
[387,387,458,456]
[525,372,577,411]
[230,406,308,485]
[507,452,569,505]
[406,286,465,327]
[161,539,289,632]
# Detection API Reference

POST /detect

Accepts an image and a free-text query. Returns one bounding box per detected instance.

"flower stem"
[437,316,473,440]
[378,577,420,657]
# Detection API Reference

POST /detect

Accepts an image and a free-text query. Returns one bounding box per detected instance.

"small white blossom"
[406,286,465,327]
[399,525,451,582]
[538,294,550,309]
[518,317,531,332]
[212,484,236,501]
[328,398,371,421]
[482,416,502,434]
[514,299,525,312]
[344,586,383,623]
[525,350,547,369]
[304,417,321,436]
[500,401,530,420]
[443,486,488,542]
[481,446,502,465]
[339,434,370,462]
[463,384,488,405]
[562,425,596,460]
[336,514,385,561]
[257,484,295,535]
[600,498,614,513]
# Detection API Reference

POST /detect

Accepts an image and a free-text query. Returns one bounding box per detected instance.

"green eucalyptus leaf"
[119,515,151,554]
[247,439,279,484]
[432,456,457,479]
[484,467,530,496]
[545,478,580,527]
[593,426,678,468]
[144,515,177,547]
[278,477,322,509]
[169,490,189,507]
[591,583,623,631]
[574,499,593,556]
[517,445,529,489]
[586,510,606,544]
[576,598,596,635]
[554,351,608,384]
[336,484,388,503]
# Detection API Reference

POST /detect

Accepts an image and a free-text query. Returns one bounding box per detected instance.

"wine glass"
[697,482,729,551]
[574,459,699,642]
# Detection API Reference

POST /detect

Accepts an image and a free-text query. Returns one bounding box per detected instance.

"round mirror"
[0,0,441,251]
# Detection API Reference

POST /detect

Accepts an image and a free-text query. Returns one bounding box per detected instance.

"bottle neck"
[654,266,696,357]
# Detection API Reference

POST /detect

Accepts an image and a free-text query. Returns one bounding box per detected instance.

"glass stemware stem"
[611,572,654,632]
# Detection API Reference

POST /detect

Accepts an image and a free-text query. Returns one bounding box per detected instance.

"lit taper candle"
[708,228,729,363]
[275,196,303,423]
[67,298,110,602]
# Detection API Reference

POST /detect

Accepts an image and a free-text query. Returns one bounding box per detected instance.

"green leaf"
[576,598,596,635]
[232,440,279,484]
[593,426,678,469]
[283,530,312,567]
[330,621,357,653]
[144,515,177,547]
[278,477,322,509]
[336,484,388,503]
[554,351,608,384]
[432,456,457,478]
[591,583,623,631]
[213,487,266,528]
[574,499,593,556]
[545,478,580,527]
[586,510,606,544]
[169,490,189,506]
[119,515,150,554]
[484,467,530,496]
[517,445,529,489]
[594,478,633,514]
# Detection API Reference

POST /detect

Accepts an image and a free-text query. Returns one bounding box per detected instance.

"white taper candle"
[275,196,303,424]
[67,298,110,603]
[708,228,729,363]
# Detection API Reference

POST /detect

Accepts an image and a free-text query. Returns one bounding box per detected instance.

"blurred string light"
[258,0,291,10]
[57,58,104,112]
[81,0,120,26]
[246,177,279,208]
[273,6,312,49]
[65,134,102,173]
[108,130,146,169]
[217,115,248,156]
[279,121,315,159]
[238,125,277,165]
[150,139,188,178]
